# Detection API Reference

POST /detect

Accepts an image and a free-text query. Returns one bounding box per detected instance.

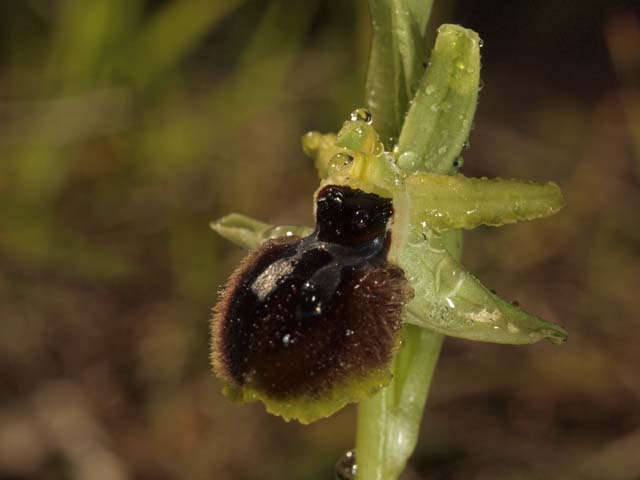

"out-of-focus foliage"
[0,1,639,479]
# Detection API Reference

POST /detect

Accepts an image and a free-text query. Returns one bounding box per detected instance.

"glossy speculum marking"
[212,185,412,422]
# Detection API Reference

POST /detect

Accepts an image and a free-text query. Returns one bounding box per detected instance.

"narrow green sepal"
[211,213,311,249]
[406,173,566,231]
[396,24,481,174]
[398,226,567,345]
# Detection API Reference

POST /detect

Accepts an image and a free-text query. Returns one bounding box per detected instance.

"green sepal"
[210,213,311,249]
[406,172,565,231]
[397,225,567,345]
[396,24,481,174]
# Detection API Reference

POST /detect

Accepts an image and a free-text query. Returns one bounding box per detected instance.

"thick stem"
[354,230,460,479]
[355,328,444,480]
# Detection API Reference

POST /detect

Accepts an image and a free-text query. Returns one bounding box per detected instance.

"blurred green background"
[1,1,639,479]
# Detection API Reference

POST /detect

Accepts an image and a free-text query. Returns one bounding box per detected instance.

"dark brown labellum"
[211,185,412,423]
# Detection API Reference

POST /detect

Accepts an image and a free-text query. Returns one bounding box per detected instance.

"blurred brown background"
[1,1,639,479]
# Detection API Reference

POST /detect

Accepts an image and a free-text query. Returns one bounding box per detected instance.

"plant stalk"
[355,231,461,479]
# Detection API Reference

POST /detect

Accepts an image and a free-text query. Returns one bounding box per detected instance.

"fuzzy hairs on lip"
[211,185,413,423]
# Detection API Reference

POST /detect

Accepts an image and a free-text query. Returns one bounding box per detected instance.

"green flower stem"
[356,18,480,480]
[356,328,443,480]
[355,230,460,480]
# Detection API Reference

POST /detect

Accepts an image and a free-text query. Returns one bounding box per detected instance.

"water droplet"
[352,209,369,230]
[456,60,466,70]
[453,157,464,169]
[407,229,427,247]
[478,79,484,92]
[350,108,372,124]
[438,146,447,155]
[441,102,452,112]
[398,151,418,171]
[282,333,292,347]
[322,185,345,207]
[425,84,435,95]
[335,450,357,480]
[328,153,353,174]
[478,38,484,48]
[430,103,440,112]
[299,281,323,317]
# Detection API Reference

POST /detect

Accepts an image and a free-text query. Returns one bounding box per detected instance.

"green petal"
[301,131,340,179]
[210,213,311,249]
[397,225,567,345]
[406,172,565,231]
[396,24,481,174]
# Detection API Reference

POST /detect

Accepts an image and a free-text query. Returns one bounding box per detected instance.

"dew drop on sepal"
[398,151,418,171]
[350,108,372,124]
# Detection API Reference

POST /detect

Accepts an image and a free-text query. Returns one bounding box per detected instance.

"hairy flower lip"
[211,186,413,423]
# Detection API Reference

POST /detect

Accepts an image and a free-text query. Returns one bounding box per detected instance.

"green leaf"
[202,0,319,142]
[396,24,481,174]
[53,0,142,88]
[405,0,434,39]
[365,0,434,150]
[129,0,244,86]
[406,172,566,231]
[398,225,567,345]
[210,213,311,249]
